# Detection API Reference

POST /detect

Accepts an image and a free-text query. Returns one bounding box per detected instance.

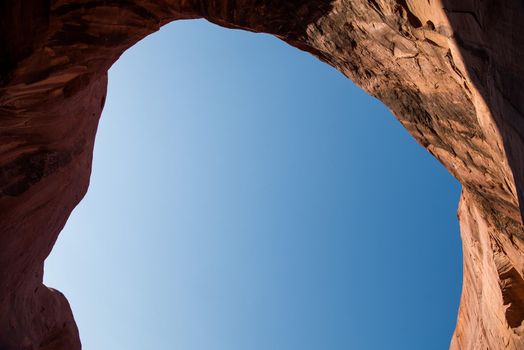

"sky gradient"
[44,19,463,350]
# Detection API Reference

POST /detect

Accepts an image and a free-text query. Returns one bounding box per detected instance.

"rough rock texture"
[0,0,523,349]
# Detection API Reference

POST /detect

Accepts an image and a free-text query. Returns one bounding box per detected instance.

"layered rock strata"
[0,0,523,349]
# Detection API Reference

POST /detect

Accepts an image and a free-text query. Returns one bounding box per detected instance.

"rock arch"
[0,1,523,349]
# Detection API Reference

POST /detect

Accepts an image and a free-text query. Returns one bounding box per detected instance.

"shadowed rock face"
[0,0,523,349]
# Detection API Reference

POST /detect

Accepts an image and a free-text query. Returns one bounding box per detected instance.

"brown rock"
[0,1,523,349]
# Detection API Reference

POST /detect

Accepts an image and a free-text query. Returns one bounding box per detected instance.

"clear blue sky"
[45,19,462,350]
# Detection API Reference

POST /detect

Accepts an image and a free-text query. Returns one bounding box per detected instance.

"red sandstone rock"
[0,1,523,349]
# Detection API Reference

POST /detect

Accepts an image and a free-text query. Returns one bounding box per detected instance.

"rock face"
[0,0,523,349]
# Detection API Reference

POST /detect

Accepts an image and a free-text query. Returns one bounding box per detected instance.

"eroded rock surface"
[0,1,523,349]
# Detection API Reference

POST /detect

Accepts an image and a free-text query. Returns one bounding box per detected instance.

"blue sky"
[44,19,463,349]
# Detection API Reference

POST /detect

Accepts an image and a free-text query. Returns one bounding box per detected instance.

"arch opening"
[43,19,462,350]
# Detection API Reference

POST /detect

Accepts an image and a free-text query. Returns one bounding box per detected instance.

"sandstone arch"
[0,1,523,349]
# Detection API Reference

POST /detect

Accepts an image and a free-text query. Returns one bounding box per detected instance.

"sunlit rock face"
[0,0,523,349]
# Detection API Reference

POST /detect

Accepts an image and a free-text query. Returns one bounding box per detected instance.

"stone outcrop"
[0,1,523,349]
